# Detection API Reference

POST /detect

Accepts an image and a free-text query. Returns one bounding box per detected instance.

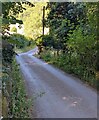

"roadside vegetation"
[36,2,99,89]
[1,1,47,118]
[2,31,34,118]
[1,1,36,118]
[11,34,36,53]
[1,1,99,118]
[2,59,31,118]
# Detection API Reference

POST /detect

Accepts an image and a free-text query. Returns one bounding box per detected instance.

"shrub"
[9,34,29,48]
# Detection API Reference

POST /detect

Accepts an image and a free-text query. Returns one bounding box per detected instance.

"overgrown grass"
[2,59,32,118]
[40,49,97,89]
[11,60,32,118]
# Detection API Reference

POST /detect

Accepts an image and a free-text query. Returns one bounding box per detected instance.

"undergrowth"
[2,59,32,118]
[39,49,97,89]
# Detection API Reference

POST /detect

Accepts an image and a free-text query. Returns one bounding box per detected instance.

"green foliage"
[2,60,32,118]
[18,40,36,53]
[9,34,29,48]
[1,1,36,117]
[2,2,34,23]
[39,2,98,89]
[2,34,31,65]
[2,1,35,65]
[10,27,17,33]
[1,1,34,35]
[36,35,54,48]
[36,36,43,46]
[11,60,31,118]
[45,2,86,50]
[18,2,48,39]
[42,35,54,48]
[1,2,23,34]
[86,2,99,72]
[40,49,97,88]
[2,36,15,64]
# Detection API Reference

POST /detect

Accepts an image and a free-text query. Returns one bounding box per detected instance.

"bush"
[9,34,29,48]
[40,48,97,88]
[42,35,54,48]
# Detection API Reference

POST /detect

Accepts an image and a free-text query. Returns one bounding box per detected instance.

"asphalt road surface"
[16,48,97,118]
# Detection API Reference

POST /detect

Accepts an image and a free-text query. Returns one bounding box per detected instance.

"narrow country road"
[16,48,97,118]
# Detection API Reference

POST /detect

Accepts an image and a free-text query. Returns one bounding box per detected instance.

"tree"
[1,1,35,117]
[40,2,98,88]
[17,2,47,39]
[1,1,34,64]
[45,2,86,52]
[1,1,34,35]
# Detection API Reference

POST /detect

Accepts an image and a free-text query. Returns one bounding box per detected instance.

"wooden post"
[43,6,45,36]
